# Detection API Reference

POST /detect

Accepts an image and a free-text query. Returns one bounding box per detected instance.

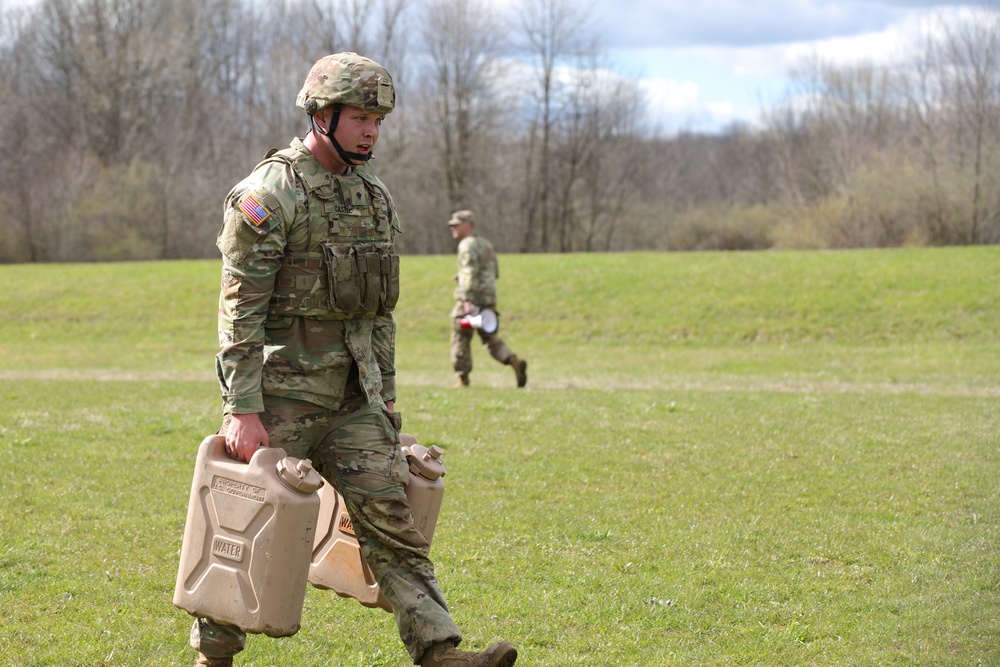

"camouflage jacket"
[215,137,400,414]
[454,233,498,308]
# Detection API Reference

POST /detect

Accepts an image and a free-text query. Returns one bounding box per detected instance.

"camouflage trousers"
[450,303,514,376]
[191,395,462,663]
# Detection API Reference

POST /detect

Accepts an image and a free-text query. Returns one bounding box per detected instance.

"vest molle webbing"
[263,145,399,320]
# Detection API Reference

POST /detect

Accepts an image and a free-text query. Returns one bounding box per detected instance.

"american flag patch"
[238,194,271,227]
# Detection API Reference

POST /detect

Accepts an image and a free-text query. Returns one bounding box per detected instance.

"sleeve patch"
[218,207,265,265]
[238,193,272,227]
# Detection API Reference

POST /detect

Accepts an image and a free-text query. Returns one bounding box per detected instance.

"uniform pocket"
[385,409,402,434]
[264,315,294,330]
[322,243,362,314]
[381,253,400,311]
[358,249,382,313]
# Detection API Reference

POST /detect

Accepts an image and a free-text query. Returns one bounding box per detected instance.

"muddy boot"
[419,641,517,667]
[508,356,528,388]
[454,373,470,388]
[194,654,232,667]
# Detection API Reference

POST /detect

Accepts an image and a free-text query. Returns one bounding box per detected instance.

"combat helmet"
[296,52,395,116]
[296,52,395,165]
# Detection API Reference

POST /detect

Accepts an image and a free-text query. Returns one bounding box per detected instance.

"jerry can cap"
[276,457,324,494]
[405,444,446,481]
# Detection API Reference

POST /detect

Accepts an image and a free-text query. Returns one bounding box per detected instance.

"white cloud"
[676,10,922,82]
[638,77,748,134]
[591,0,994,49]
[641,78,702,115]
[622,4,999,134]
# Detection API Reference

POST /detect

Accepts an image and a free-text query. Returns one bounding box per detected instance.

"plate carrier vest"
[259,144,400,321]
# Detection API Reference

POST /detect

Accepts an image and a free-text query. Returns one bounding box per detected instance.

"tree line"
[0,0,997,263]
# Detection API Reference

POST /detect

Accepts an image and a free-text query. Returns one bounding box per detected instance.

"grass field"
[0,247,997,666]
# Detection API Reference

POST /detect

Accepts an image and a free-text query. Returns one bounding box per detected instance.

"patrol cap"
[296,52,395,116]
[448,210,475,226]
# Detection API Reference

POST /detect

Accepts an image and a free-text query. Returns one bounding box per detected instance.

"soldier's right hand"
[226,412,270,462]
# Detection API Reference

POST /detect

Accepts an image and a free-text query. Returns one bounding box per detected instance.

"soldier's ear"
[313,107,332,131]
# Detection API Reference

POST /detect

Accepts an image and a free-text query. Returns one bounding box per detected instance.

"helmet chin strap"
[314,104,373,165]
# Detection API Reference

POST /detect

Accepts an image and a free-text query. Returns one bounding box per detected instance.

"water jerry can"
[173,435,324,637]
[308,434,445,612]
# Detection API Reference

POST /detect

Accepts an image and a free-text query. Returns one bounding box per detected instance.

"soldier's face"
[332,104,383,159]
[450,222,471,239]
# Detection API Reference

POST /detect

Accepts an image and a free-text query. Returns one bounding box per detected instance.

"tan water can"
[308,434,445,612]
[173,435,323,637]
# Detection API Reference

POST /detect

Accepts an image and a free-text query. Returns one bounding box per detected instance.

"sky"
[561,0,998,134]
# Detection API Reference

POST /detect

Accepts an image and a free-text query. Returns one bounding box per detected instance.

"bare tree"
[550,63,646,251]
[767,54,904,247]
[417,0,506,212]
[513,0,598,252]
[899,23,954,243]
[940,9,1000,243]
[0,9,28,261]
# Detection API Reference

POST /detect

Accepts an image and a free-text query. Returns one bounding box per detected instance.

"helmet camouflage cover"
[296,52,395,116]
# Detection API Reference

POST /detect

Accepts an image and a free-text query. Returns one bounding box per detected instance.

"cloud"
[592,0,995,49]
[637,77,745,134]
[616,3,1000,134]
[691,4,992,77]
[485,0,998,135]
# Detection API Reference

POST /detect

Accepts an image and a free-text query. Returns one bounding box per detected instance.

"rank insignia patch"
[238,194,271,227]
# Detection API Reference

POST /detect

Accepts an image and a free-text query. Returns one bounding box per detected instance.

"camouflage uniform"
[192,53,462,664]
[450,222,521,382]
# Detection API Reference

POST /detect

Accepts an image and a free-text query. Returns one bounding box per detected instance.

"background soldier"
[192,53,517,667]
[448,210,528,388]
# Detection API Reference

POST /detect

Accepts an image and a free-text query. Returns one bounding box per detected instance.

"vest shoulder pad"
[229,157,298,226]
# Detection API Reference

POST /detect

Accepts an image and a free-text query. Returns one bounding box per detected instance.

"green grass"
[0,247,997,666]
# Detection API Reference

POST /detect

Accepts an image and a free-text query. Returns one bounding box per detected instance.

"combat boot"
[419,641,517,667]
[194,654,232,667]
[508,356,528,388]
[454,373,470,388]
